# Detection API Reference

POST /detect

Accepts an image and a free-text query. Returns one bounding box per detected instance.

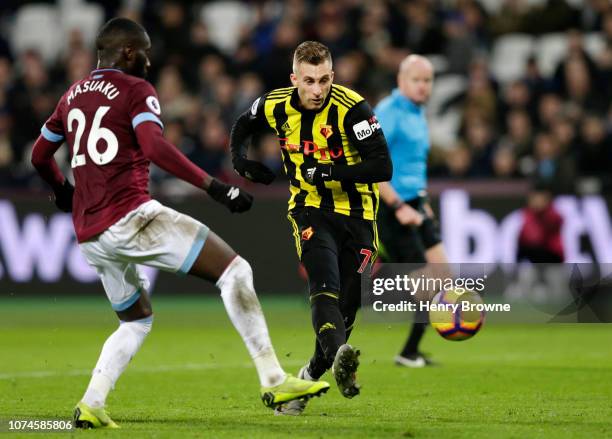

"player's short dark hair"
[96,17,147,52]
[292,41,332,72]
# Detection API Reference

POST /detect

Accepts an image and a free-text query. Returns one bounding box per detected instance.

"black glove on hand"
[208,178,253,213]
[233,157,276,185]
[304,164,333,185]
[54,180,74,213]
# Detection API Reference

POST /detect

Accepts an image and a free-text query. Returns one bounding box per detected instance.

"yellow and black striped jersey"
[234,84,390,221]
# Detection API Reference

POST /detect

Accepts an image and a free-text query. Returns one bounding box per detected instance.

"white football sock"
[217,256,285,387]
[82,316,153,408]
[302,366,316,381]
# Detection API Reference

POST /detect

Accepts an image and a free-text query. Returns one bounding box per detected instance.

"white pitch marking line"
[0,360,305,380]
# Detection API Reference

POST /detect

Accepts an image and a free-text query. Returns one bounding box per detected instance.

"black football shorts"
[377,194,442,264]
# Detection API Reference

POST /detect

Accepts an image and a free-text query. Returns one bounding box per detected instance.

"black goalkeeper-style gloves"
[53,180,74,213]
[304,163,333,185]
[233,156,276,185]
[207,178,253,213]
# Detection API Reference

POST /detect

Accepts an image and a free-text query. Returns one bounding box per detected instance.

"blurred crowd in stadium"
[0,0,610,195]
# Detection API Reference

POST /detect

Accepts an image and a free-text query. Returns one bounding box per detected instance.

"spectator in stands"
[149,1,193,69]
[531,131,575,192]
[213,75,239,129]
[442,12,478,75]
[190,115,229,179]
[333,52,367,92]
[503,109,534,157]
[576,114,611,183]
[492,143,520,178]
[463,117,496,176]
[315,1,355,58]
[564,56,607,115]
[522,0,578,34]
[401,0,445,54]
[523,56,548,103]
[554,30,607,114]
[443,58,499,129]
[261,19,302,89]
[595,39,612,102]
[602,9,612,44]
[197,53,227,104]
[8,50,54,165]
[499,80,534,127]
[554,29,599,89]
[579,0,610,31]
[156,65,196,121]
[551,114,577,153]
[517,181,564,263]
[444,142,474,178]
[2,0,610,192]
[0,56,14,107]
[234,72,264,118]
[65,48,94,85]
[537,93,564,130]
[489,0,528,36]
[256,132,284,179]
[0,109,13,185]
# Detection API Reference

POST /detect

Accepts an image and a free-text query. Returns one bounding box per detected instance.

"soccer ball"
[429,289,485,341]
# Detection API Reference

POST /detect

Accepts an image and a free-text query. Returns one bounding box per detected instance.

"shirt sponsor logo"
[353,117,381,140]
[146,96,161,115]
[278,138,344,159]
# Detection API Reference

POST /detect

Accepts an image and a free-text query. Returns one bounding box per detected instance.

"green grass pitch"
[1,295,611,438]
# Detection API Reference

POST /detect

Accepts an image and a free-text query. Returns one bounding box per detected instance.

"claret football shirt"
[41,69,164,242]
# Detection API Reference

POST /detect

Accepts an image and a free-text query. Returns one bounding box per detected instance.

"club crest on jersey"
[146,96,161,115]
[320,124,333,139]
[301,226,314,241]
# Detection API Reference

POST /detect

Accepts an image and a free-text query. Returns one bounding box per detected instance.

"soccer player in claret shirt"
[230,41,392,415]
[30,18,329,429]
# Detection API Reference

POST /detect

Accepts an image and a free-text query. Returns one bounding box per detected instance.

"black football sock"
[401,322,426,357]
[343,310,357,342]
[310,293,346,368]
[307,340,328,380]
[401,309,428,357]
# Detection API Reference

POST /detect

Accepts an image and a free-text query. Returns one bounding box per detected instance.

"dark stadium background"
[0,0,610,297]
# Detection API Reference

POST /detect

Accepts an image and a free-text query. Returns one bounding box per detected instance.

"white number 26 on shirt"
[68,106,118,168]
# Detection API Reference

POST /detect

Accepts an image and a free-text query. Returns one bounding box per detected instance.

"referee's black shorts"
[377,194,441,264]
[287,207,377,301]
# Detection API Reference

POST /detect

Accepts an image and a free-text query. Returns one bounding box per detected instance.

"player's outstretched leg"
[277,296,362,414]
[301,244,348,370]
[75,295,154,429]
[333,249,364,399]
[188,231,330,408]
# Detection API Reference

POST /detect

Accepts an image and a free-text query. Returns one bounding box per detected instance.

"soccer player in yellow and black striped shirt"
[230,41,392,414]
